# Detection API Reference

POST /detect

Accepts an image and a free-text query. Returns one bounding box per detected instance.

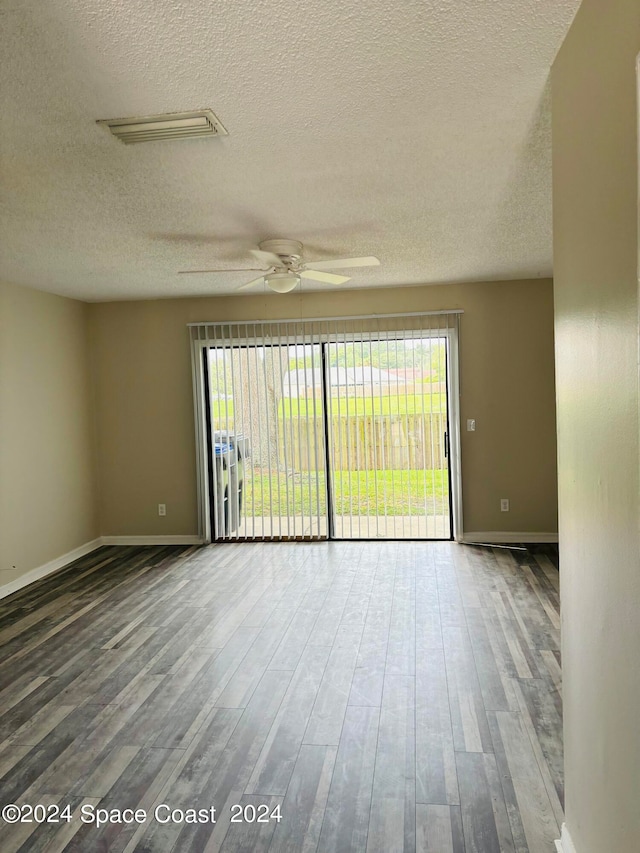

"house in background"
[283,366,402,397]
[0,1,638,852]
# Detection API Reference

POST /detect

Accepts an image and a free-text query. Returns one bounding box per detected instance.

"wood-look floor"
[0,541,562,852]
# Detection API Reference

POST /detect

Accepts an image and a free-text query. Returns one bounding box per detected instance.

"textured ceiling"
[0,0,581,301]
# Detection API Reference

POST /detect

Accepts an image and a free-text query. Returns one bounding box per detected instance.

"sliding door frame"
[191,341,213,543]
[446,322,463,541]
[189,312,464,544]
[321,328,461,542]
[320,342,336,539]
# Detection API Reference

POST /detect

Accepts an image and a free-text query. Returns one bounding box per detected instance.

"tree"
[429,341,447,382]
[229,346,290,470]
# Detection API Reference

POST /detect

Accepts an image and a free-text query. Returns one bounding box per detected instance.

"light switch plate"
[467,419,476,431]
[158,503,166,516]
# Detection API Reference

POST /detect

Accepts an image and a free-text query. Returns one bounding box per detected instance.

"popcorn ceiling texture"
[0,0,581,301]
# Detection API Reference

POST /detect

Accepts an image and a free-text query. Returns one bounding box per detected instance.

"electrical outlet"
[467,419,476,431]
[158,503,166,517]
[500,499,509,512]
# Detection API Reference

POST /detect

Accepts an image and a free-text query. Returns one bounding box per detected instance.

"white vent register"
[97,109,227,144]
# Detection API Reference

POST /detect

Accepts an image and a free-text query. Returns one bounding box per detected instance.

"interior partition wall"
[190,312,463,543]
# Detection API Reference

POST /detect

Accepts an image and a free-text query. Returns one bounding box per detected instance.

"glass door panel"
[324,334,451,539]
[207,342,327,540]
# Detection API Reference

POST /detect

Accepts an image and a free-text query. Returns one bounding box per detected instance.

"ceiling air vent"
[97,109,227,144]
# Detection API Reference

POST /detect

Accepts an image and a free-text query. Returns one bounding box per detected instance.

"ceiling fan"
[178,239,380,293]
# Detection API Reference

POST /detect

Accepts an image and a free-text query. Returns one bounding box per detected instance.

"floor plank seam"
[0,543,562,853]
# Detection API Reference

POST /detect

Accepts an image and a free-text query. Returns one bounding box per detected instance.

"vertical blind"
[190,311,462,542]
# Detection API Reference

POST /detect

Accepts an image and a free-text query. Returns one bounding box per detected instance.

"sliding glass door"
[193,314,458,543]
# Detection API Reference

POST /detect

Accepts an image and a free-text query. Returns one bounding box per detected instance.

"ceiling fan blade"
[238,276,266,290]
[250,249,283,267]
[177,267,264,275]
[300,270,351,285]
[305,256,380,270]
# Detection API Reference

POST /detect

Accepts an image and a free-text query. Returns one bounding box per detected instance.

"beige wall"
[0,282,98,587]
[553,2,640,851]
[89,278,557,537]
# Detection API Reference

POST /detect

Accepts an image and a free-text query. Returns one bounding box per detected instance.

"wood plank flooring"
[0,541,562,852]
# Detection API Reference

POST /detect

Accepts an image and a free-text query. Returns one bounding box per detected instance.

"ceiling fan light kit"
[179,238,380,293]
[264,272,301,293]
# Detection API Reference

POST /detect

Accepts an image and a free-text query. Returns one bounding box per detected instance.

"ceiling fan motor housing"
[259,238,303,268]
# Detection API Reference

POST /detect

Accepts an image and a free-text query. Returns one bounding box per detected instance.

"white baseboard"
[100,535,204,546]
[0,535,205,601]
[555,824,577,853]
[461,531,559,544]
[0,537,102,600]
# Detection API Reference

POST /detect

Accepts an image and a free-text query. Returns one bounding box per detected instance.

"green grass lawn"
[281,393,446,417]
[213,391,446,421]
[242,468,449,516]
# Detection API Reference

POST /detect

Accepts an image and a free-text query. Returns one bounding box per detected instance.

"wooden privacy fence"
[279,413,447,471]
